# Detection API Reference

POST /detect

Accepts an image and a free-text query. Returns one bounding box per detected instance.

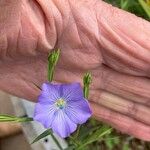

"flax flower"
[34,82,92,138]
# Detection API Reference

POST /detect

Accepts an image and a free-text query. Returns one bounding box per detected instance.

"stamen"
[56,98,66,109]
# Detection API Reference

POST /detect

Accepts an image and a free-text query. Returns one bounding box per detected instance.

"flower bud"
[48,49,60,66]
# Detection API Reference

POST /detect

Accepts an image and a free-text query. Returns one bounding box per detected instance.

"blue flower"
[34,82,92,138]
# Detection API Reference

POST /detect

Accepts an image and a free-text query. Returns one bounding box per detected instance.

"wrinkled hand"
[0,0,150,141]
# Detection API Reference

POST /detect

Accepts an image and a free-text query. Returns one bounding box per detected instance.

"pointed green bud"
[83,72,92,99]
[47,49,60,82]
[48,49,60,66]
[83,72,92,86]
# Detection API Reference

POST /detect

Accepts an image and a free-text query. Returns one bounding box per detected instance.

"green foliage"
[66,120,113,150]
[120,0,130,10]
[105,135,120,150]
[138,0,150,17]
[104,0,150,20]
[77,125,112,149]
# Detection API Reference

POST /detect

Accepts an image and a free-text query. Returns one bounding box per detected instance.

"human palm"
[0,0,150,140]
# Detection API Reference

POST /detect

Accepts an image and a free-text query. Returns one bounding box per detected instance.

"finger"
[92,66,150,106]
[90,90,150,126]
[96,1,150,77]
[91,102,150,141]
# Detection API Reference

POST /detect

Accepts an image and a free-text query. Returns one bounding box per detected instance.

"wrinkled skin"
[0,0,150,141]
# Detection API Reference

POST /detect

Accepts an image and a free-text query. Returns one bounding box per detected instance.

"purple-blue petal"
[37,94,56,105]
[51,110,77,138]
[59,83,84,102]
[65,98,92,124]
[38,83,61,104]
[34,103,57,128]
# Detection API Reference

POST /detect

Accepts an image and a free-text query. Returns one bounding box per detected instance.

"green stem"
[0,117,33,122]
[17,117,33,122]
[83,85,89,99]
[50,132,63,150]
[74,125,81,139]
[48,62,54,82]
[70,136,80,147]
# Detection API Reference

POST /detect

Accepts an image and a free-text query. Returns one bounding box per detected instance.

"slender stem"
[74,125,81,139]
[83,72,92,99]
[70,136,80,146]
[16,117,33,122]
[83,86,86,98]
[48,61,50,81]
[48,62,54,82]
[0,117,33,122]
[83,85,89,99]
[50,132,63,150]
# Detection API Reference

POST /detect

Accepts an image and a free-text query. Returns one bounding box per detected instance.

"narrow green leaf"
[77,125,100,141]
[31,129,52,144]
[31,129,63,150]
[77,125,112,149]
[104,135,120,150]
[138,0,150,18]
[105,139,114,150]
[120,0,130,10]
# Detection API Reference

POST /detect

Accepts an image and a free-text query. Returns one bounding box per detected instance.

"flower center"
[56,98,66,109]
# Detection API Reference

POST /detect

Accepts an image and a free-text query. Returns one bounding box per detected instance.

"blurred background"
[0,91,31,150]
[0,0,150,150]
